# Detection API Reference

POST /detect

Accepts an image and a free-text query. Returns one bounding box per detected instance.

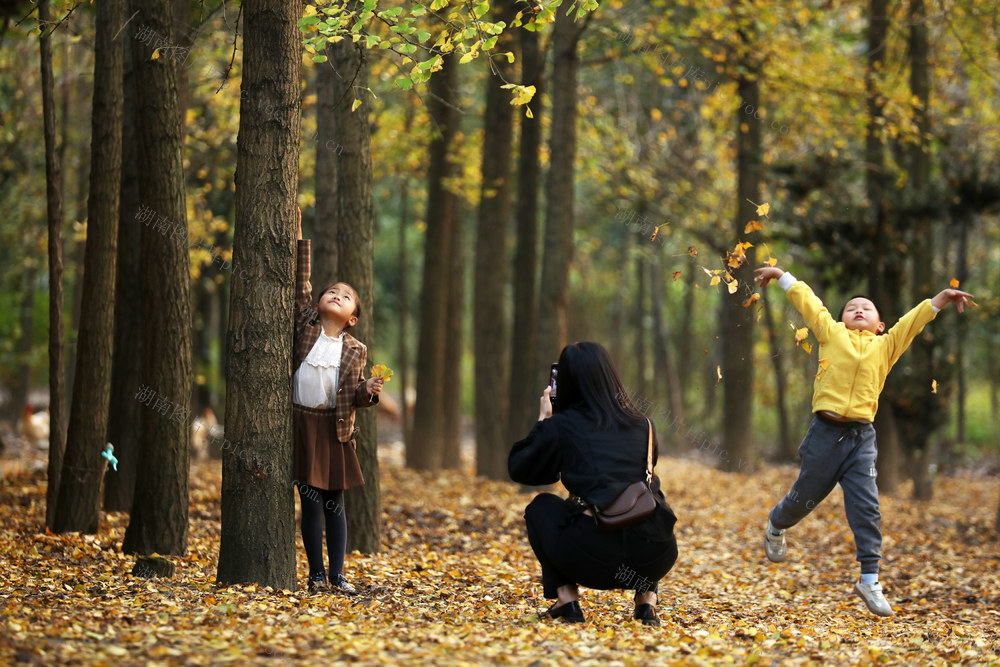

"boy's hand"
[753,266,785,288]
[539,386,553,421]
[296,207,303,241]
[931,288,975,313]
[366,376,385,396]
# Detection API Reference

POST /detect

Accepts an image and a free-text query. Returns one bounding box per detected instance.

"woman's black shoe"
[541,600,585,623]
[634,603,659,626]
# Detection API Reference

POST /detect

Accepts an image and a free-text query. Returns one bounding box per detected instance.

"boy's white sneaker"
[854,580,894,617]
[764,526,786,562]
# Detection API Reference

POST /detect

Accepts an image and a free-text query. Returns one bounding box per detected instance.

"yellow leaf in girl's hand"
[371,364,393,382]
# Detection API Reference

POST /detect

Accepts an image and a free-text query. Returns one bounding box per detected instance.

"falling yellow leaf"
[756,203,770,217]
[801,342,812,355]
[672,271,682,280]
[709,275,721,287]
[767,256,778,267]
[744,220,763,234]
[716,365,723,381]
[794,327,809,344]
[743,293,760,308]
[949,277,960,288]
[687,246,698,258]
[727,279,739,295]
[931,379,937,394]
[151,49,160,60]
[650,225,663,242]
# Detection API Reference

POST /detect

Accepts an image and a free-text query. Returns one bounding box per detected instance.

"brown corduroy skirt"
[292,403,365,491]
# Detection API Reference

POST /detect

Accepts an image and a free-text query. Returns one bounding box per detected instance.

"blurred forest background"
[1,0,999,553]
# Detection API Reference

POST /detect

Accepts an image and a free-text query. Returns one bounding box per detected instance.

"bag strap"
[645,419,654,483]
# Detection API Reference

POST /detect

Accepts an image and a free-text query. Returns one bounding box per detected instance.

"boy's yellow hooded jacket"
[783,275,938,422]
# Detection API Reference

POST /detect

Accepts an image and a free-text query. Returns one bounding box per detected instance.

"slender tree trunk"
[441,201,465,470]
[865,0,902,492]
[216,0,300,585]
[105,29,143,512]
[331,34,381,554]
[507,25,544,446]
[474,0,517,479]
[53,0,124,535]
[535,2,583,391]
[635,250,648,398]
[677,258,697,414]
[123,0,193,555]
[650,251,683,451]
[398,175,410,447]
[409,53,460,471]
[719,72,759,472]
[906,0,935,501]
[314,56,339,284]
[762,288,793,460]
[40,0,67,528]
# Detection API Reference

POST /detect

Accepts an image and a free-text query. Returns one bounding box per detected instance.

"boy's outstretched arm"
[931,288,974,314]
[754,266,784,288]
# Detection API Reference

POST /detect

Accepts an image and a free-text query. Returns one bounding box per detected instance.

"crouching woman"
[508,342,678,626]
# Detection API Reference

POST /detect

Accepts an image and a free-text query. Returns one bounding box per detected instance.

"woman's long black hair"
[555,341,646,429]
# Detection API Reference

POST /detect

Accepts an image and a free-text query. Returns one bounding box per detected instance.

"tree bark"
[441,200,465,470]
[215,0,301,586]
[474,0,517,479]
[123,0,192,555]
[719,72,759,472]
[409,53,460,471]
[40,0,67,529]
[507,25,544,447]
[633,250,647,398]
[535,2,583,394]
[52,0,124,535]
[105,29,143,513]
[330,34,381,554]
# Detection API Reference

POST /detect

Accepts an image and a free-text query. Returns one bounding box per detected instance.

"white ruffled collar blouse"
[293,330,345,408]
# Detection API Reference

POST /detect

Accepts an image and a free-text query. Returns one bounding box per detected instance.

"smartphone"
[548,363,558,405]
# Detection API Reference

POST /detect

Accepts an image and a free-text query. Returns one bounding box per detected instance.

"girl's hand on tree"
[538,386,553,421]
[297,207,303,241]
[931,288,975,313]
[366,376,384,396]
[753,266,784,288]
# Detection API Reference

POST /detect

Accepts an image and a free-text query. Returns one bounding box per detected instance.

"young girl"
[294,209,383,593]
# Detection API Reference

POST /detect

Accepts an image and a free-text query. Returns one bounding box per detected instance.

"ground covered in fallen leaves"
[2,445,999,666]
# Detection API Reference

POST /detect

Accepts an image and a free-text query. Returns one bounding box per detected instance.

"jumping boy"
[753,265,973,617]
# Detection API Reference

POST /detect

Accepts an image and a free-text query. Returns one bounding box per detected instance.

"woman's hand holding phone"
[538,386,553,422]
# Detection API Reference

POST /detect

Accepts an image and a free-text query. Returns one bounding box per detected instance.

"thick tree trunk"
[53,0,124,535]
[719,73,759,472]
[409,54,460,471]
[535,2,582,392]
[215,0,300,586]
[123,0,192,555]
[314,56,339,284]
[330,35,381,554]
[474,0,516,479]
[40,0,67,528]
[105,30,143,513]
[507,25,544,446]
[398,176,410,447]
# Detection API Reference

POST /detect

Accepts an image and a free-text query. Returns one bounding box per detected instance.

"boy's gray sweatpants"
[769,416,882,574]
